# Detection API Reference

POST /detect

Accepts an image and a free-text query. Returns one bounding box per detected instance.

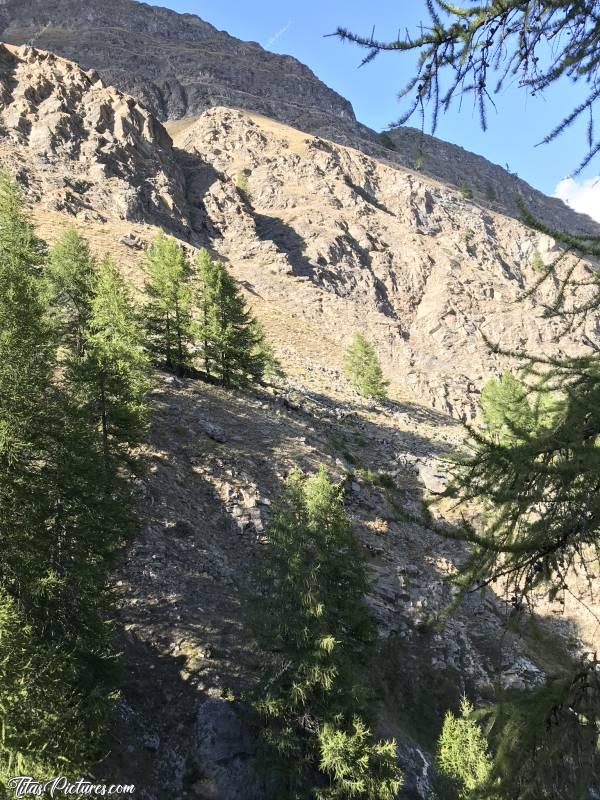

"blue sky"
[154,1,599,217]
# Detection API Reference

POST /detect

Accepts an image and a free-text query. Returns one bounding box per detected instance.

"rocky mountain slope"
[0,40,598,800]
[2,0,599,238]
[2,41,597,420]
[0,43,190,233]
[0,0,357,133]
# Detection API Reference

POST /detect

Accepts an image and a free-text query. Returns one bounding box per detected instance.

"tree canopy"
[335,1,600,173]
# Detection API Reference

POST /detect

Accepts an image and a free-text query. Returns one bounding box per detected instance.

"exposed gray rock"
[417,459,448,495]
[0,0,356,133]
[195,699,266,800]
[120,232,145,249]
[386,126,599,237]
[501,656,546,692]
[2,0,598,239]
[0,43,191,234]
[198,419,228,444]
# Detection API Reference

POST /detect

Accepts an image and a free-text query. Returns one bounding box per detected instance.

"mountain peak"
[0,0,356,126]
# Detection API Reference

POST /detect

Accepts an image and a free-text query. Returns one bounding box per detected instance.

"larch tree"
[195,249,275,387]
[0,173,115,781]
[45,227,96,356]
[250,467,401,799]
[143,231,193,376]
[77,255,149,473]
[344,333,388,400]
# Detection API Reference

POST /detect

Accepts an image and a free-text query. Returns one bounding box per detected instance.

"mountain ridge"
[1,0,599,237]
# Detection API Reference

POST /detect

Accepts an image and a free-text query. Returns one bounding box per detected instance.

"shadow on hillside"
[253,211,315,277]
[102,372,594,798]
[277,385,456,461]
[172,146,223,243]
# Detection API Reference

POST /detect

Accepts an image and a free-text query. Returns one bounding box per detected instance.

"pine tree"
[0,171,51,467]
[195,247,219,376]
[337,8,600,796]
[0,171,55,605]
[344,333,388,399]
[480,373,534,444]
[251,319,285,384]
[195,249,274,387]
[143,231,193,376]
[480,371,558,445]
[251,467,401,798]
[45,227,96,356]
[0,589,111,784]
[75,255,149,472]
[317,719,401,800]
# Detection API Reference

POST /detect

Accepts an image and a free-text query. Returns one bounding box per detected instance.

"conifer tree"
[435,697,494,800]
[0,171,51,468]
[0,589,111,784]
[45,227,96,356]
[478,371,560,445]
[252,319,285,384]
[344,333,388,400]
[195,247,218,376]
[195,249,274,387]
[0,173,115,779]
[143,231,193,376]
[0,171,55,606]
[76,255,149,471]
[251,467,401,799]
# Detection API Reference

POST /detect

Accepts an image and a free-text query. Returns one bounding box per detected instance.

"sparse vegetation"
[530,249,546,272]
[235,168,251,196]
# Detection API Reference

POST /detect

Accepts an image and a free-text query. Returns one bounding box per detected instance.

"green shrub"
[235,168,251,195]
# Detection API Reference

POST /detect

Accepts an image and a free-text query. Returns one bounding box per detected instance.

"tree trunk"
[165,311,172,371]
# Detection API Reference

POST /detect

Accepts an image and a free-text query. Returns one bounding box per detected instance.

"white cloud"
[553,176,600,222]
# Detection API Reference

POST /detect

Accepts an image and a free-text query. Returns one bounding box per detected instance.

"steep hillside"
[171,109,598,419]
[2,42,597,420]
[385,125,600,237]
[0,0,358,132]
[1,0,599,238]
[0,43,190,234]
[0,43,598,799]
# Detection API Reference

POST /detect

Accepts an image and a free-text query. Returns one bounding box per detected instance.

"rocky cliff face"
[0,0,356,131]
[2,0,598,238]
[2,43,596,419]
[171,109,598,419]
[0,43,190,233]
[384,126,599,237]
